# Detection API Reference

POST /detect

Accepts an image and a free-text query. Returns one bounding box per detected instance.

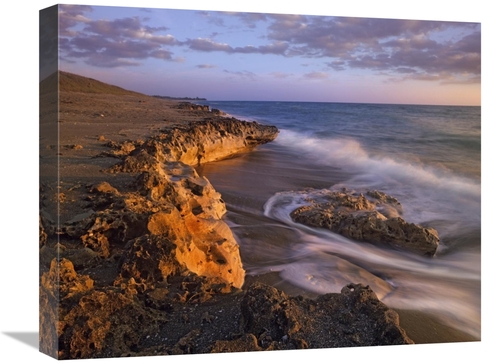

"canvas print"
[39,3,481,360]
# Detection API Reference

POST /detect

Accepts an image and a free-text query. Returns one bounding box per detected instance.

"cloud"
[197,64,217,69]
[59,6,179,67]
[303,71,329,80]
[83,17,176,45]
[233,12,269,28]
[203,11,268,29]
[340,28,481,83]
[183,12,480,84]
[325,60,346,71]
[185,38,232,52]
[265,15,480,83]
[184,38,288,55]
[58,4,93,36]
[223,69,258,81]
[58,6,480,85]
[197,11,226,27]
[270,71,293,79]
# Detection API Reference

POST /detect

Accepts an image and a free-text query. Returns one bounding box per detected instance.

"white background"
[1,1,496,363]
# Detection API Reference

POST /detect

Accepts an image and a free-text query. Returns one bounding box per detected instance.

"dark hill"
[40,70,145,96]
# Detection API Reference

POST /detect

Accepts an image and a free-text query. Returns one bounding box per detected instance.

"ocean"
[195,101,481,339]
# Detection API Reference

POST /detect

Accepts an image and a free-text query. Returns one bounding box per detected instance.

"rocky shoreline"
[290,188,440,256]
[39,72,414,359]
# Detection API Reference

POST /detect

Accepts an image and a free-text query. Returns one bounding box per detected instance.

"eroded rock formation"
[106,117,279,166]
[40,257,412,359]
[290,188,439,256]
[39,87,414,358]
[39,100,280,357]
[238,282,413,349]
[59,160,246,289]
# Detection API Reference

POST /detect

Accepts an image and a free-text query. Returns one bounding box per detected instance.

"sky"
[47,3,481,105]
[0,1,497,364]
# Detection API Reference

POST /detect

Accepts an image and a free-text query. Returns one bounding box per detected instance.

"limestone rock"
[39,210,55,247]
[60,290,168,359]
[290,189,439,256]
[92,114,277,291]
[40,260,168,359]
[41,258,94,301]
[211,334,262,353]
[79,210,149,258]
[39,258,95,357]
[141,117,279,166]
[175,102,210,111]
[210,108,226,116]
[40,245,100,270]
[116,234,182,292]
[90,181,120,195]
[240,282,413,349]
[131,161,244,288]
[62,159,245,288]
[39,215,48,247]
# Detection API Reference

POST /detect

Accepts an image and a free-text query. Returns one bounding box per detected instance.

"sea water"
[196,101,481,339]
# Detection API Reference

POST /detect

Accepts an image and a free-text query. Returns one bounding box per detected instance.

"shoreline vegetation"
[152,95,207,101]
[39,71,473,359]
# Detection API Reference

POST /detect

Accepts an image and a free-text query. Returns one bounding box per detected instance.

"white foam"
[275,129,481,226]
[261,190,481,339]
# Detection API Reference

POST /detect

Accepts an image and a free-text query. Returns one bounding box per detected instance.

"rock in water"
[290,188,439,256]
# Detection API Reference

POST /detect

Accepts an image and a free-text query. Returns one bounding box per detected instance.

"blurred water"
[198,101,481,339]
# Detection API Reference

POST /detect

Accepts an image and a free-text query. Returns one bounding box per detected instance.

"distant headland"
[151,95,207,101]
